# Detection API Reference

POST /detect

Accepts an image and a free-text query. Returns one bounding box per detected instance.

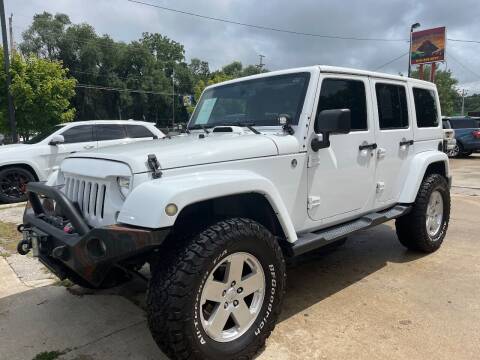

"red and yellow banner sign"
[411,27,446,65]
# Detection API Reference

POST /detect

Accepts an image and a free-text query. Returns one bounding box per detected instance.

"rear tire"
[395,174,450,253]
[0,167,35,204]
[147,218,286,360]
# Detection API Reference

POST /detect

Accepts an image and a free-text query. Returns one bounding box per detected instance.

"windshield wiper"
[213,122,261,135]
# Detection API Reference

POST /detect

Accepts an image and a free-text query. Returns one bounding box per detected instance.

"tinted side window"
[126,125,154,138]
[442,120,451,129]
[95,125,127,141]
[316,78,367,132]
[413,88,439,128]
[376,83,409,129]
[61,125,94,143]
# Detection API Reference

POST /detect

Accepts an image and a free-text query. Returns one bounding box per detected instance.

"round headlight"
[117,176,131,199]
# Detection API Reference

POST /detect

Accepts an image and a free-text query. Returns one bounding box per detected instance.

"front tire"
[0,167,35,203]
[147,218,286,360]
[395,174,450,253]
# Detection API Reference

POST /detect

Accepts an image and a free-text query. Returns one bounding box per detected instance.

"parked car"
[0,120,164,203]
[442,117,456,154]
[19,66,450,360]
[443,116,480,157]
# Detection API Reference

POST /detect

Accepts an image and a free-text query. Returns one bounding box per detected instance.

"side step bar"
[288,205,411,257]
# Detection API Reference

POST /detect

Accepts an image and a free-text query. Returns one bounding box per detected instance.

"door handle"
[399,140,414,146]
[83,145,95,150]
[359,143,377,151]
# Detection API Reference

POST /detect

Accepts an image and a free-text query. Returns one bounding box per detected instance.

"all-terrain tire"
[0,166,35,203]
[146,218,286,360]
[395,174,450,253]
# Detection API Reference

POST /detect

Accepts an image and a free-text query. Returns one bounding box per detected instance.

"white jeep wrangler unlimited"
[19,66,451,360]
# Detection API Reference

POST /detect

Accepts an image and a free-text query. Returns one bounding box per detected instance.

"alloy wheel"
[200,252,265,342]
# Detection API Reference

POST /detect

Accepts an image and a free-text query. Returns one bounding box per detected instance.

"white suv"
[0,120,164,203]
[19,66,450,360]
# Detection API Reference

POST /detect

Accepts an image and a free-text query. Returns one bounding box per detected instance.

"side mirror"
[311,109,351,151]
[316,109,351,134]
[49,134,65,146]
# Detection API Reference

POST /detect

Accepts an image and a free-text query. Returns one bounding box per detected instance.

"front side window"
[376,83,409,130]
[413,88,439,128]
[315,78,368,133]
[95,125,127,141]
[189,73,310,128]
[61,125,94,143]
[26,125,66,144]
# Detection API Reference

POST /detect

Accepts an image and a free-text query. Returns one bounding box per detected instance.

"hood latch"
[147,154,162,179]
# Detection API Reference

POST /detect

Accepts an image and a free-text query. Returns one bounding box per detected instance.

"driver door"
[307,75,377,223]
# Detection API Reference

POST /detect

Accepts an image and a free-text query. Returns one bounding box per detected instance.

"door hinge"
[307,196,321,209]
[376,182,385,193]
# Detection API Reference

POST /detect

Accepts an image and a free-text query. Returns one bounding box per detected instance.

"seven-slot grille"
[64,176,107,220]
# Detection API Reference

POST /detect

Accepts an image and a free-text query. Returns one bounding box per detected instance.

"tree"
[411,68,459,116]
[20,12,71,58]
[0,51,76,140]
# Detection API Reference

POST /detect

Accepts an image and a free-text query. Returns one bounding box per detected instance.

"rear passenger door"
[125,124,157,143]
[371,80,414,207]
[94,124,129,148]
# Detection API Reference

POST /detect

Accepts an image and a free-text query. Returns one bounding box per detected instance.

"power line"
[374,52,409,71]
[448,38,480,45]
[76,83,189,96]
[448,53,480,80]
[127,0,408,42]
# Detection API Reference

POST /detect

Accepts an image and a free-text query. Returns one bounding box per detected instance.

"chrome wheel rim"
[448,145,459,157]
[426,190,444,238]
[200,252,265,343]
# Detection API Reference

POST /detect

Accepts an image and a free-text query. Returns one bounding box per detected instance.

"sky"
[7,0,480,94]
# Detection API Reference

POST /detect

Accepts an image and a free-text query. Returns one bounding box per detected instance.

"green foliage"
[19,13,268,125]
[411,67,459,116]
[0,51,76,140]
[462,94,480,115]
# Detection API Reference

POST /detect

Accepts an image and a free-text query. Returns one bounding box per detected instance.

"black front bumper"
[22,182,170,288]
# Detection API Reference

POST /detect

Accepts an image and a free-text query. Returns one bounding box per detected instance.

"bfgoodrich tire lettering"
[147,218,286,360]
[395,174,450,253]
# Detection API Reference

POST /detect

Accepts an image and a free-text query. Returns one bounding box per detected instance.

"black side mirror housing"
[311,109,351,151]
[316,109,351,134]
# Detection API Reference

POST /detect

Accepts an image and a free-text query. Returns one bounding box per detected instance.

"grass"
[0,221,21,254]
[31,351,65,360]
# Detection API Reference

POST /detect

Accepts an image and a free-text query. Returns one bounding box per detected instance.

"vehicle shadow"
[0,223,424,359]
[279,223,424,322]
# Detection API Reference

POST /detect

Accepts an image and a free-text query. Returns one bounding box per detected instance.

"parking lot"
[0,155,479,360]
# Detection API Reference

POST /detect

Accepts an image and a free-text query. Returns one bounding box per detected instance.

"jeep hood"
[66,133,292,174]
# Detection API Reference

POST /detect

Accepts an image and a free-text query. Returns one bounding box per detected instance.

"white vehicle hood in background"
[67,133,290,173]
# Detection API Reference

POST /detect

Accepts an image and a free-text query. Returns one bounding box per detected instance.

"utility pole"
[257,54,265,70]
[171,69,175,128]
[8,12,13,56]
[0,0,17,142]
[460,89,467,116]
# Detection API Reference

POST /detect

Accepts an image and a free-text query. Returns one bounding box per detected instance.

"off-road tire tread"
[395,174,450,253]
[147,217,286,360]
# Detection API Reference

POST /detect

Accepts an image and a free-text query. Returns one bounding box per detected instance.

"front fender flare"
[118,170,298,242]
[398,151,449,203]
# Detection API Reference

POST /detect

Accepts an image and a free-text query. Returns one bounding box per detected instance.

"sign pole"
[419,64,424,80]
[430,63,436,82]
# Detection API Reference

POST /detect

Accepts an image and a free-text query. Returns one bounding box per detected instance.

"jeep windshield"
[188,72,310,129]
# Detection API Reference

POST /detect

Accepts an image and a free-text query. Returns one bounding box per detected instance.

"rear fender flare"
[398,151,449,203]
